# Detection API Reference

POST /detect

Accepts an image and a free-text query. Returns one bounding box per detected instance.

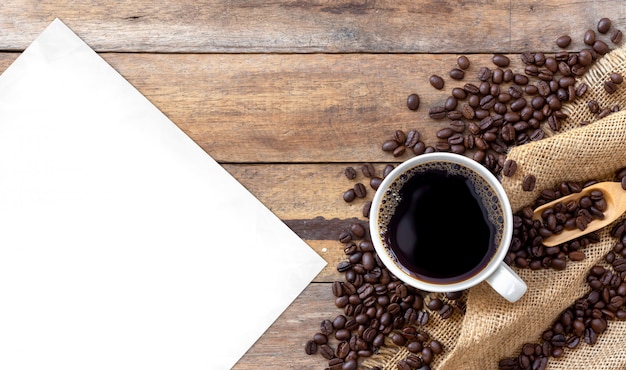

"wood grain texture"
[0,1,623,53]
[1,2,624,368]
[101,52,533,163]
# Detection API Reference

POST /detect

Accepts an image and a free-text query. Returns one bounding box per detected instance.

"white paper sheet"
[0,19,326,370]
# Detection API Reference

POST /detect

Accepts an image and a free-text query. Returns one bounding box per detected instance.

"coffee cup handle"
[485,262,527,303]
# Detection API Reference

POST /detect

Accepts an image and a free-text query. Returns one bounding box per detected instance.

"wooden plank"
[221,163,381,220]
[0,1,622,53]
[0,0,508,53]
[232,282,344,370]
[101,52,527,163]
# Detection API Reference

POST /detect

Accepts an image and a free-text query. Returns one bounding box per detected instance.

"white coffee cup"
[369,152,527,303]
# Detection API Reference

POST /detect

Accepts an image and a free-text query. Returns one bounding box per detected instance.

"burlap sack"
[364,45,626,369]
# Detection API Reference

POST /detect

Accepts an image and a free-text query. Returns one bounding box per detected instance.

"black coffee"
[383,168,497,283]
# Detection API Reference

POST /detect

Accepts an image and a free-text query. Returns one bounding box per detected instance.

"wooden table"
[0,1,623,368]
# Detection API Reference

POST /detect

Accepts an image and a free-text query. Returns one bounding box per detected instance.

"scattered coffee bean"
[584,29,596,45]
[429,75,445,89]
[610,72,624,84]
[404,130,420,148]
[503,159,518,177]
[305,340,318,355]
[381,139,399,152]
[407,93,420,110]
[522,174,537,191]
[449,68,465,80]
[556,35,572,48]
[343,189,356,202]
[350,223,366,238]
[611,29,623,44]
[597,17,612,34]
[604,80,618,94]
[593,40,609,55]
[457,55,470,69]
[353,183,366,198]
[344,166,357,180]
[492,54,510,67]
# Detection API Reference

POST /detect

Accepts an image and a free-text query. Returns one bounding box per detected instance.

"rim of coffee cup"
[369,152,513,293]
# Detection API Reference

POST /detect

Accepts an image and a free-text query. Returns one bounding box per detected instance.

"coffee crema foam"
[377,161,506,271]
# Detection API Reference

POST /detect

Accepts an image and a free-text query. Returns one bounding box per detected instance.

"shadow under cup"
[370,153,513,293]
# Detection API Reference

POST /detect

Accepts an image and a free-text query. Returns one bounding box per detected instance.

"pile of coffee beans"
[397,17,623,178]
[538,189,607,236]
[499,216,626,370]
[506,180,605,271]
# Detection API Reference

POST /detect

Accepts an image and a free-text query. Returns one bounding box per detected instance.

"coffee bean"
[520,51,534,65]
[449,68,465,80]
[403,130,419,148]
[593,40,610,55]
[439,304,453,319]
[569,250,586,261]
[361,163,375,178]
[321,319,334,336]
[305,340,318,355]
[522,174,536,192]
[477,67,491,81]
[598,107,612,119]
[422,347,433,364]
[604,80,618,94]
[407,93,420,110]
[588,100,600,113]
[451,87,467,100]
[556,35,571,48]
[353,183,366,198]
[443,95,458,111]
[457,55,470,69]
[492,54,510,67]
[610,72,624,84]
[391,332,407,346]
[350,223,366,238]
[503,159,518,177]
[344,166,357,180]
[598,17,612,34]
[460,103,475,119]
[429,105,447,120]
[574,84,588,99]
[584,29,596,45]
[429,75,445,89]
[611,29,623,44]
[369,177,382,190]
[343,189,356,202]
[381,139,399,152]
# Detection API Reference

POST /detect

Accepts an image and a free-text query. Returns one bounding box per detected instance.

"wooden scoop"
[532,181,626,247]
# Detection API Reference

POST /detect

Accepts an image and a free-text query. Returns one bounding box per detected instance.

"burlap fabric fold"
[364,45,626,369]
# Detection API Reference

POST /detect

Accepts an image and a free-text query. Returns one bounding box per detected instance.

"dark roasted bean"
[353,183,366,198]
[429,75,445,89]
[305,340,318,355]
[611,29,623,44]
[492,54,510,67]
[407,93,420,110]
[449,68,465,80]
[598,17,612,34]
[556,35,571,48]
[584,29,596,45]
[457,55,470,69]
[522,174,536,191]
